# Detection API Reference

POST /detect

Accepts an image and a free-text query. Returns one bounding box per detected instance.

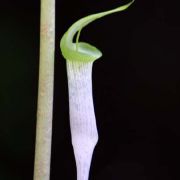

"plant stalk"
[33,0,55,180]
[66,61,98,180]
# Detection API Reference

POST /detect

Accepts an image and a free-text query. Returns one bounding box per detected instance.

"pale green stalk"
[33,0,55,180]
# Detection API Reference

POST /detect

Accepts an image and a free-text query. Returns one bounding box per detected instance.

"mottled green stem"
[33,0,55,180]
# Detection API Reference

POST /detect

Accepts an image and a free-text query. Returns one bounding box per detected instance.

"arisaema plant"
[60,1,134,180]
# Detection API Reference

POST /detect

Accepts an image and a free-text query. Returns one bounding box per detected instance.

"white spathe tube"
[66,61,98,180]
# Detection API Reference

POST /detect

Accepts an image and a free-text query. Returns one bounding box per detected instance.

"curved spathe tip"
[60,0,135,63]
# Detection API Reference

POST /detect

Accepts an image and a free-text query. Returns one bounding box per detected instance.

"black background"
[0,0,180,179]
